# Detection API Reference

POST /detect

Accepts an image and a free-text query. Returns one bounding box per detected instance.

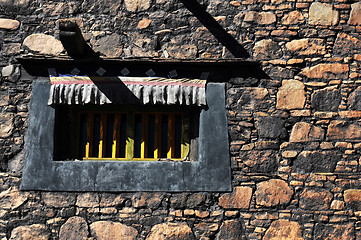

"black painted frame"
[21,78,231,192]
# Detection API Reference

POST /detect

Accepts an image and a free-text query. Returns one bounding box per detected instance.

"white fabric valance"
[48,76,206,106]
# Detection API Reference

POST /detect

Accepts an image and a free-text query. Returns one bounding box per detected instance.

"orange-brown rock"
[281,10,305,25]
[300,63,349,79]
[90,221,138,240]
[9,224,49,240]
[0,186,29,209]
[299,188,332,210]
[348,2,361,25]
[91,33,123,58]
[333,32,361,56]
[276,80,305,110]
[263,219,304,240]
[309,2,339,26]
[137,18,152,29]
[219,186,252,209]
[0,18,20,30]
[255,179,293,207]
[42,192,76,208]
[285,38,326,56]
[344,189,361,210]
[124,0,150,12]
[59,216,89,240]
[0,112,14,138]
[327,120,361,140]
[290,122,324,142]
[253,39,281,60]
[23,33,64,55]
[76,193,99,207]
[243,11,276,25]
[314,223,355,240]
[215,220,245,240]
[146,222,195,240]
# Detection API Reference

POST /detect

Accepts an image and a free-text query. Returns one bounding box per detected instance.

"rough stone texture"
[344,189,361,210]
[327,120,361,140]
[236,87,272,111]
[314,223,355,240]
[290,122,324,142]
[0,18,20,30]
[263,220,304,240]
[300,63,349,80]
[22,33,64,55]
[255,179,293,207]
[255,117,286,139]
[299,188,333,210]
[215,220,245,240]
[333,32,361,56]
[9,224,50,240]
[132,192,164,209]
[76,193,99,207]
[244,11,276,25]
[146,222,195,240]
[253,39,281,60]
[164,44,197,59]
[293,151,340,173]
[309,2,339,26]
[137,18,152,29]
[281,11,305,25]
[0,186,29,209]
[59,216,89,240]
[0,112,14,138]
[219,186,252,209]
[311,86,341,111]
[91,33,123,58]
[42,192,76,208]
[286,38,326,56]
[239,150,279,173]
[276,80,305,110]
[348,86,361,110]
[124,0,150,12]
[90,221,138,240]
[348,2,361,25]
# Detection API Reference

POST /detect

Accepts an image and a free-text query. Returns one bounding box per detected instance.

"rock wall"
[1,0,361,239]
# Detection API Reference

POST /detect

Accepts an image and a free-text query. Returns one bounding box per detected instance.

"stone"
[282,151,298,158]
[237,87,272,111]
[348,87,361,110]
[263,219,304,240]
[59,216,89,240]
[299,188,332,210]
[9,224,49,240]
[349,2,361,25]
[0,18,20,30]
[344,189,361,210]
[276,80,305,110]
[253,39,281,60]
[314,223,355,240]
[257,12,276,25]
[0,187,29,209]
[2,65,14,77]
[309,2,339,26]
[23,33,64,55]
[219,186,252,209]
[290,122,324,142]
[90,221,138,240]
[169,193,188,209]
[327,120,361,140]
[91,33,123,58]
[2,43,21,56]
[42,192,76,208]
[300,63,349,80]
[100,193,126,207]
[255,117,286,139]
[0,112,14,138]
[215,220,245,240]
[146,222,195,240]
[164,44,197,59]
[76,193,99,207]
[281,10,305,25]
[330,200,345,210]
[132,192,164,209]
[239,150,279,173]
[311,86,341,111]
[285,38,326,56]
[333,32,361,57]
[293,151,340,173]
[124,0,150,12]
[255,179,293,207]
[137,18,152,29]
[186,193,206,208]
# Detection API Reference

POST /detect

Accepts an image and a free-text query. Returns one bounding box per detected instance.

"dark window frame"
[21,78,231,192]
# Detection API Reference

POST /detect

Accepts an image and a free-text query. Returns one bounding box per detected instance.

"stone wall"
[1,0,361,239]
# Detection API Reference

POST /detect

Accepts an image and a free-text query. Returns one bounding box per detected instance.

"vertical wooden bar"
[113,114,120,159]
[86,113,94,158]
[167,113,175,158]
[126,113,134,160]
[144,114,149,158]
[99,113,106,158]
[154,114,160,159]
